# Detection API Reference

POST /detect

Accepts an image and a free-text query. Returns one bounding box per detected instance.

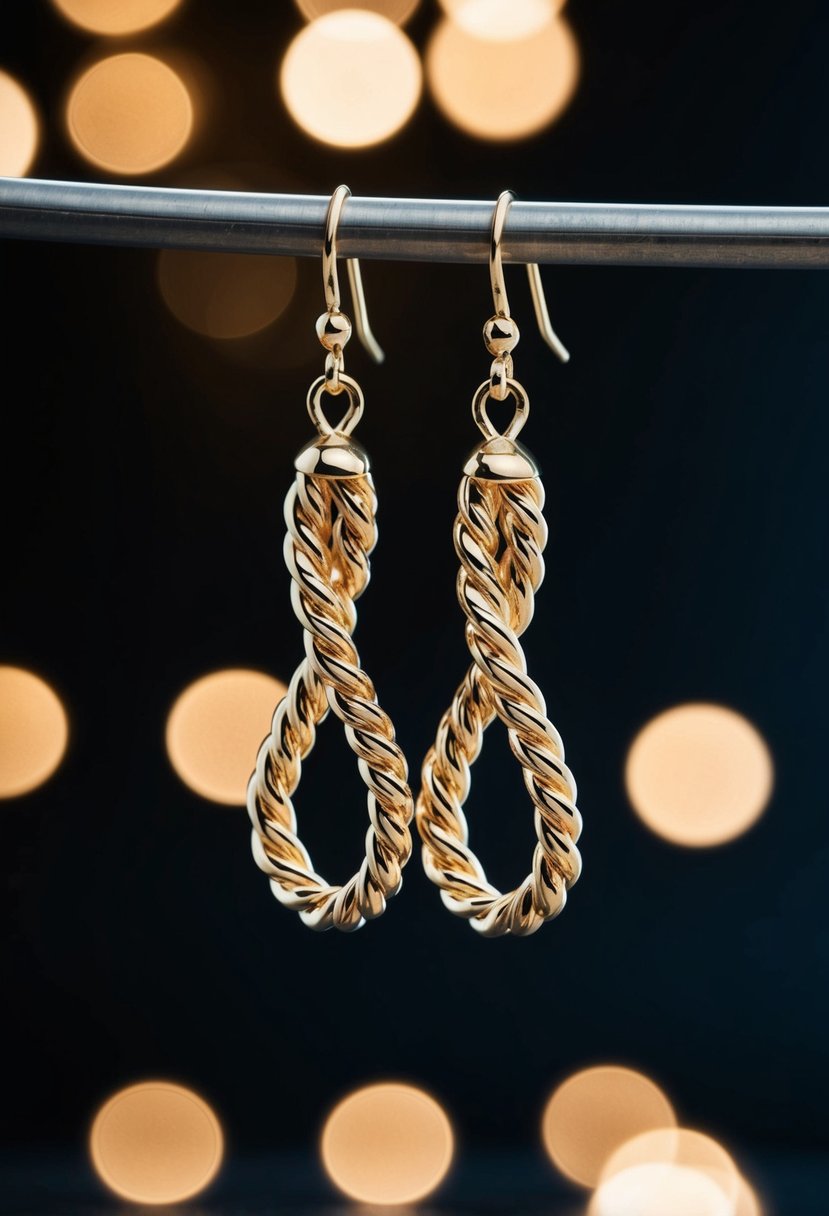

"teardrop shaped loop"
[472,376,530,441]
[307,372,364,437]
[416,460,582,937]
[247,448,413,931]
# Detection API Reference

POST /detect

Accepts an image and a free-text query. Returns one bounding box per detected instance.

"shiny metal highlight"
[247,188,412,931]
[322,184,384,364]
[247,445,413,931]
[490,190,569,362]
[483,191,568,403]
[346,259,384,365]
[416,193,582,937]
[416,436,582,936]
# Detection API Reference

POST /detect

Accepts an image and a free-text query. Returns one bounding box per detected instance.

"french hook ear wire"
[491,189,570,364]
[322,185,385,364]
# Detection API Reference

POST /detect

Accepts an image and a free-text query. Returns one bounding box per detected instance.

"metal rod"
[2,177,829,268]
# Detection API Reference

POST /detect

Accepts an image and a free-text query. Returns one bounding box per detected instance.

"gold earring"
[416,191,583,938]
[247,185,413,932]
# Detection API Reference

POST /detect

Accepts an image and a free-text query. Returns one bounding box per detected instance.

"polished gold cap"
[463,436,539,482]
[295,433,371,479]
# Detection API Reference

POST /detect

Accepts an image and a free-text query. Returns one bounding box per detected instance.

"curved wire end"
[347,258,385,364]
[527,263,570,363]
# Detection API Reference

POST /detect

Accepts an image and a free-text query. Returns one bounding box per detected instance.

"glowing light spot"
[90,1081,223,1205]
[51,0,183,35]
[541,1066,676,1188]
[0,666,68,799]
[427,15,579,141]
[280,11,422,149]
[625,703,773,847]
[157,251,297,340]
[66,53,193,175]
[599,1128,740,1209]
[0,71,39,177]
[589,1164,734,1216]
[166,669,286,805]
[439,0,563,41]
[735,1176,764,1216]
[295,0,420,24]
[321,1082,454,1205]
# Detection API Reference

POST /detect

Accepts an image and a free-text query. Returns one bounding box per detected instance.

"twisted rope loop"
[417,463,582,937]
[247,455,413,931]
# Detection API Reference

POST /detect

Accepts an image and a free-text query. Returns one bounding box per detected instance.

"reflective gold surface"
[247,457,414,930]
[246,187,413,931]
[416,461,582,935]
[417,194,581,936]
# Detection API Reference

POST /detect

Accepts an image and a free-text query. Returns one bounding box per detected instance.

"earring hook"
[322,185,384,364]
[490,190,570,364]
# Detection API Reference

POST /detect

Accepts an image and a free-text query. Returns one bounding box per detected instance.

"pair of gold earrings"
[247,187,583,938]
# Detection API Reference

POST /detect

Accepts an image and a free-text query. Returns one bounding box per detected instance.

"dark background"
[2,0,828,1196]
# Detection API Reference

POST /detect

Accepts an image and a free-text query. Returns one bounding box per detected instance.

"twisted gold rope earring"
[247,186,413,932]
[416,191,583,938]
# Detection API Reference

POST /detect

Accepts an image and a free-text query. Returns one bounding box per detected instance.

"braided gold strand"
[417,380,582,937]
[248,376,413,931]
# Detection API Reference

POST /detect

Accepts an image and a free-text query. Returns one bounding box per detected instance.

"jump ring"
[324,350,343,395]
[489,355,512,401]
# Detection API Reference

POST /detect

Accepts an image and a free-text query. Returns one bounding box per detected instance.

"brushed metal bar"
[2,177,829,267]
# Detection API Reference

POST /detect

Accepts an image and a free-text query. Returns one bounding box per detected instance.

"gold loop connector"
[307,373,365,437]
[489,354,513,400]
[472,377,529,441]
[324,349,344,395]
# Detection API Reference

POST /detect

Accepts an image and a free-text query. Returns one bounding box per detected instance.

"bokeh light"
[66,53,193,175]
[90,1081,223,1205]
[157,250,297,340]
[295,0,420,23]
[439,0,563,41]
[166,669,286,805]
[427,15,579,141]
[321,1082,454,1205]
[735,1176,764,1216]
[0,70,39,177]
[0,666,68,799]
[589,1163,734,1216]
[599,1128,740,1209]
[541,1066,676,1188]
[51,0,183,35]
[280,11,422,148]
[625,703,773,847]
